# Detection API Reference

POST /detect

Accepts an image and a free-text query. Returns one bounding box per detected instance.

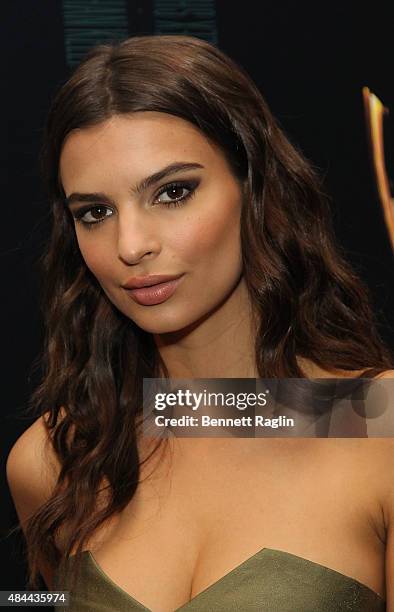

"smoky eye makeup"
[70,177,200,229]
[153,178,199,207]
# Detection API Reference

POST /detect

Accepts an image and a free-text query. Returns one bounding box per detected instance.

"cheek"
[75,233,114,281]
[172,201,242,267]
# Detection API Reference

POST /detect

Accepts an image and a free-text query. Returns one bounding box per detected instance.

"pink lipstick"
[122,274,185,306]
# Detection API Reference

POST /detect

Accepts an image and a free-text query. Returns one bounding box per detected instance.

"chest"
[83,439,386,611]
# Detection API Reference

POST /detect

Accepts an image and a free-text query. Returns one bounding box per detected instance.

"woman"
[6,34,394,611]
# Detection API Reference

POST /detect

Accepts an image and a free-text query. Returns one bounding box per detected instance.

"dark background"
[2,0,393,596]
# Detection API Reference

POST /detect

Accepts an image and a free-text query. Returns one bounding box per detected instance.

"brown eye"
[73,205,113,226]
[154,180,198,208]
[155,185,189,203]
[89,206,107,220]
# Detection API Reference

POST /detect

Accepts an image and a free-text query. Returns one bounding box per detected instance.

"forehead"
[59,112,223,191]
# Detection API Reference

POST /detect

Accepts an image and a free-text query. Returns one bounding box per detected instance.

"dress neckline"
[76,547,385,611]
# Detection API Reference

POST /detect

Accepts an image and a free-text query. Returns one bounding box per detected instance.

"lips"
[122,274,184,290]
[123,275,185,306]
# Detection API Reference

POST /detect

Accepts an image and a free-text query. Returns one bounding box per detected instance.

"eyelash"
[72,180,198,229]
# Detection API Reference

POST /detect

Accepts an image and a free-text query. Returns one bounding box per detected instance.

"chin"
[130,302,216,336]
[135,315,197,336]
[119,305,194,335]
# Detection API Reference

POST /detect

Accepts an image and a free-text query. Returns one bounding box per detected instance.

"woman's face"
[59,112,245,334]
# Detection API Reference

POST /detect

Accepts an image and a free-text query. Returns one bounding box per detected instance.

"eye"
[73,205,113,226]
[154,180,198,207]
[71,179,199,229]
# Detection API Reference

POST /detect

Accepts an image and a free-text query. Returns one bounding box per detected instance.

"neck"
[154,276,259,379]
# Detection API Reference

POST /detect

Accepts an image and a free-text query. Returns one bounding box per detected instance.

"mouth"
[124,274,185,306]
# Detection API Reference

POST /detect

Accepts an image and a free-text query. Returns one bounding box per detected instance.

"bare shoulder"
[374,371,394,606]
[356,369,394,521]
[377,370,394,502]
[6,414,60,528]
[318,368,394,532]
[6,414,64,588]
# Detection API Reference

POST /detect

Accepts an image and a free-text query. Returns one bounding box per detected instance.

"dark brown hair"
[24,34,393,585]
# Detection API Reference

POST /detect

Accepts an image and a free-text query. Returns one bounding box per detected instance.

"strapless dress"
[53,547,385,611]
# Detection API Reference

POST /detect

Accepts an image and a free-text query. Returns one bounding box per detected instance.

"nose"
[117,206,161,265]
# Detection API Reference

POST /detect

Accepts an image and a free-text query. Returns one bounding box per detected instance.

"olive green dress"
[54,547,385,611]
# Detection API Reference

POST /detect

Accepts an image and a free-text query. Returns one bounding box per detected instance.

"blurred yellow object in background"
[363,86,394,252]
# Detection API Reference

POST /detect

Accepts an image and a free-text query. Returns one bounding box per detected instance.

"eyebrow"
[63,161,205,207]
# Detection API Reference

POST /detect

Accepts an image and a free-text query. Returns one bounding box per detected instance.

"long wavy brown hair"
[23,34,393,586]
